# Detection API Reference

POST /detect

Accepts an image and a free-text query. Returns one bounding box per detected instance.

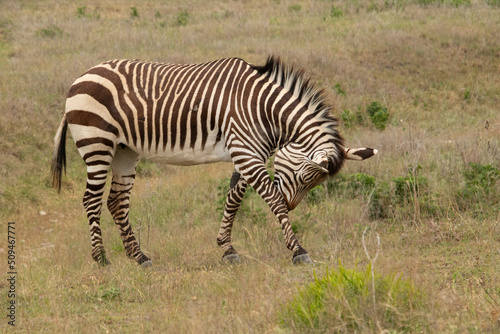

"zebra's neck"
[251,57,342,160]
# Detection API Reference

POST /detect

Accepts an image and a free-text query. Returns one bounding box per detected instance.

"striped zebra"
[51,56,377,267]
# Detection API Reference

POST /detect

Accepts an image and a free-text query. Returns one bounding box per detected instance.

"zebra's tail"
[51,115,68,193]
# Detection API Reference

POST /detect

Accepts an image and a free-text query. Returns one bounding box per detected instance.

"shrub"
[366,101,389,130]
[279,261,427,332]
[306,184,326,205]
[457,163,500,214]
[461,163,500,196]
[330,5,344,18]
[341,110,355,128]
[176,10,189,26]
[288,4,302,12]
[450,0,471,7]
[130,7,139,18]
[77,6,89,18]
[135,159,161,177]
[216,177,232,215]
[327,173,376,199]
[36,25,63,38]
[392,164,439,220]
[77,6,100,19]
[393,164,428,203]
[328,173,393,219]
[463,88,471,101]
[92,286,121,302]
[334,83,346,96]
[369,181,392,219]
[326,168,440,221]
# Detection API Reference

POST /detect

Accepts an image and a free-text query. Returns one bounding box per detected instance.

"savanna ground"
[1,0,499,332]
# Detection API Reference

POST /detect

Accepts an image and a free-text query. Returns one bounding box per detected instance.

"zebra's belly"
[141,141,232,166]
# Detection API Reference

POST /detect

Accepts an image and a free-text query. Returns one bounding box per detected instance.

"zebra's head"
[274,144,377,211]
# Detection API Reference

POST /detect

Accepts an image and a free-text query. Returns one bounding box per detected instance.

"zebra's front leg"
[217,172,247,263]
[107,146,152,267]
[276,211,313,264]
[241,164,312,264]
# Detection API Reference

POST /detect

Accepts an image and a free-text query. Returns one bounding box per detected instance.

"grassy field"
[1,0,499,332]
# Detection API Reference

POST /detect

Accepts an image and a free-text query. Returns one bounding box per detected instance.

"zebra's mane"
[251,56,337,130]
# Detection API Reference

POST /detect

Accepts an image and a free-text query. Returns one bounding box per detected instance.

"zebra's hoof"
[97,258,111,266]
[141,260,153,268]
[140,260,153,268]
[292,253,313,265]
[222,253,241,264]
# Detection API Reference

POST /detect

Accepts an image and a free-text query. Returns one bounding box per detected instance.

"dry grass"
[1,0,500,332]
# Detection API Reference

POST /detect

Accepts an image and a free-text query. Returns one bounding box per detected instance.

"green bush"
[326,168,440,220]
[216,177,232,215]
[461,163,500,196]
[393,165,428,203]
[136,158,161,177]
[341,110,354,128]
[327,173,393,219]
[36,25,63,38]
[288,4,302,12]
[392,165,439,219]
[487,0,500,6]
[176,10,189,26]
[77,6,89,18]
[130,7,139,18]
[77,6,100,19]
[457,163,500,213]
[366,101,389,130]
[279,261,427,332]
[369,181,392,219]
[330,6,344,18]
[92,286,121,302]
[306,184,326,205]
[327,173,376,199]
[334,83,346,96]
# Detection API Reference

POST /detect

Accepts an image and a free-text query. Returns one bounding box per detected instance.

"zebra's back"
[65,57,255,165]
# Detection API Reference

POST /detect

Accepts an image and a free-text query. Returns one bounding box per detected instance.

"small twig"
[409,165,421,225]
[362,187,376,219]
[362,227,381,326]
[480,277,500,307]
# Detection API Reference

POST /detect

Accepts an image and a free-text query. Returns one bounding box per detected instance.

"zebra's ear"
[309,155,329,174]
[344,147,378,161]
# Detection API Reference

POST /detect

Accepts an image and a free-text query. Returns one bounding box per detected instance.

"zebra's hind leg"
[84,172,110,266]
[82,154,114,266]
[107,145,152,267]
[217,172,247,263]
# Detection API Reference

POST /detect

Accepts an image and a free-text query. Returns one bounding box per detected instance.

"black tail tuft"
[51,117,68,193]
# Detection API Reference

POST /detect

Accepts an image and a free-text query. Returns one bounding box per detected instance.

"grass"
[1,0,500,332]
[280,261,427,332]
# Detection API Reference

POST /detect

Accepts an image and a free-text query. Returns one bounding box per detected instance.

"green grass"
[1,0,500,332]
[280,262,427,332]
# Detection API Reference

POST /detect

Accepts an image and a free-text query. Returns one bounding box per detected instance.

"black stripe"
[76,137,115,149]
[66,110,119,136]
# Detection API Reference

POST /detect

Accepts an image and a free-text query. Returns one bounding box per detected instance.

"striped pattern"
[52,56,349,265]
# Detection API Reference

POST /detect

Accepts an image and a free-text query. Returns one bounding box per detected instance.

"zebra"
[51,56,377,267]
